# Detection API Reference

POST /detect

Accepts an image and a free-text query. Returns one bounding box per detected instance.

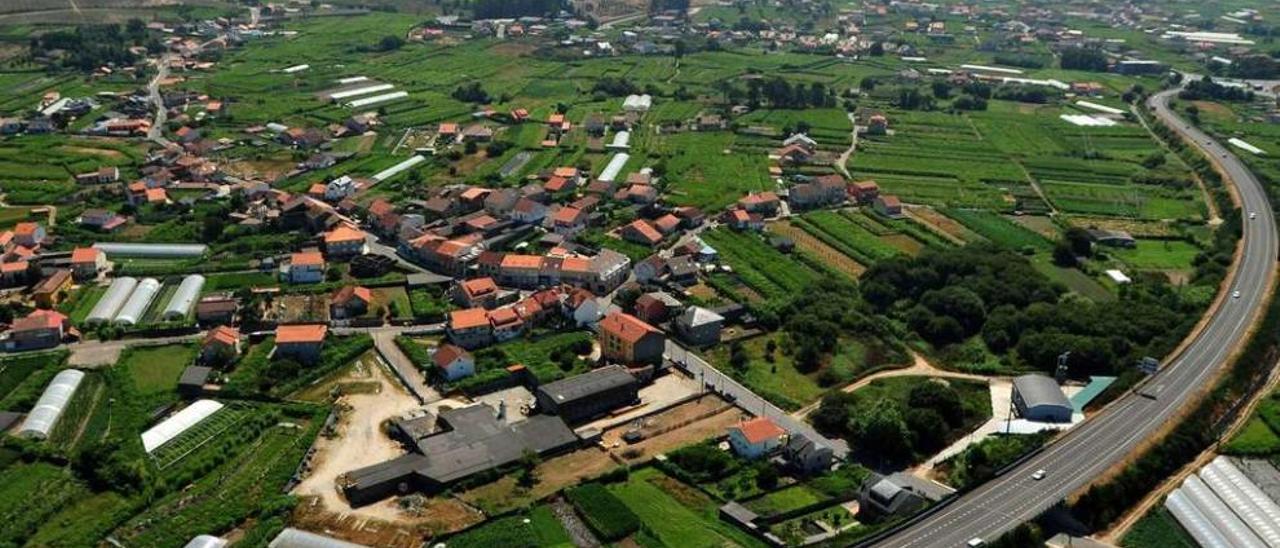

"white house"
[432,344,475,382]
[325,175,358,201]
[565,289,601,326]
[728,416,786,459]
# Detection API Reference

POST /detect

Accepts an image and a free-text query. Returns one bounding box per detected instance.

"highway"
[869,88,1278,547]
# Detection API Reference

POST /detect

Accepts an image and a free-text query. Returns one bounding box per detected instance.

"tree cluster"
[451,82,491,104]
[1059,47,1109,72]
[1179,76,1255,102]
[811,380,973,464]
[862,245,1195,377]
[30,22,155,71]
[472,0,561,19]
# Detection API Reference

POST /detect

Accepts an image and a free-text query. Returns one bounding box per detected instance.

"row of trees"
[718,78,836,110]
[1179,76,1255,102]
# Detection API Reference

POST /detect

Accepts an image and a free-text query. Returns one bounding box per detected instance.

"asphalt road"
[870,89,1278,547]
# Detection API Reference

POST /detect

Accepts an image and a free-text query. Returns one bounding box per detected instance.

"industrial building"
[1011,374,1073,422]
[162,274,206,320]
[534,365,639,424]
[341,404,579,506]
[17,369,85,439]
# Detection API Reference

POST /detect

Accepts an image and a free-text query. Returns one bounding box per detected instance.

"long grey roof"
[536,365,636,406]
[679,306,724,328]
[1012,374,1071,409]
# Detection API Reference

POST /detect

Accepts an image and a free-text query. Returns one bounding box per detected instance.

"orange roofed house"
[200,325,241,365]
[447,307,493,349]
[728,416,787,459]
[6,309,70,351]
[598,312,665,366]
[323,224,368,260]
[274,324,327,363]
[285,251,326,283]
[330,286,372,319]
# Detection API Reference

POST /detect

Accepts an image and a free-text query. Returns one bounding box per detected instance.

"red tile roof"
[12,309,66,331]
[461,277,498,299]
[205,325,240,347]
[324,224,366,244]
[734,416,786,444]
[599,312,660,344]
[70,247,100,264]
[433,343,471,368]
[276,324,327,344]
[450,307,491,330]
[291,251,325,267]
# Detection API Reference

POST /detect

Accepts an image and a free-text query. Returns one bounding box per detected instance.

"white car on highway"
[1233,290,1242,299]
[1250,212,1257,219]
[1031,469,1047,481]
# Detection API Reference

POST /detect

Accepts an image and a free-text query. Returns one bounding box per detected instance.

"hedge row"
[564,483,640,542]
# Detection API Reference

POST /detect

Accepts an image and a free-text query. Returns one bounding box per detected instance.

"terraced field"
[768,221,866,277]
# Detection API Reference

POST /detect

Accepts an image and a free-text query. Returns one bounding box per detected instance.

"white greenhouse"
[86,277,138,325]
[114,278,161,326]
[183,536,228,548]
[17,369,85,439]
[269,528,368,548]
[142,399,224,453]
[93,243,208,258]
[161,275,206,321]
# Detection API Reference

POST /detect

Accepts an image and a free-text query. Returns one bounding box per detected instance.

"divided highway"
[868,89,1279,547]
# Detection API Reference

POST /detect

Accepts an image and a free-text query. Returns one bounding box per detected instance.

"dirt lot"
[268,294,329,323]
[293,362,425,520]
[459,395,746,514]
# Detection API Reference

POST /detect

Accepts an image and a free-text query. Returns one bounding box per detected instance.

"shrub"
[565,483,640,542]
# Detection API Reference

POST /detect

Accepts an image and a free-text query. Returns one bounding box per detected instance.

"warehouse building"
[1011,374,1072,423]
[534,365,639,424]
[340,404,578,506]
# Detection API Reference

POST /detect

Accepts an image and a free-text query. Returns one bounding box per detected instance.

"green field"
[944,209,1053,251]
[607,468,765,548]
[1110,240,1202,270]
[702,228,819,301]
[120,344,197,395]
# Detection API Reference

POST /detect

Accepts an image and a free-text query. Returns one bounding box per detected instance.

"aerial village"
[0,0,1277,546]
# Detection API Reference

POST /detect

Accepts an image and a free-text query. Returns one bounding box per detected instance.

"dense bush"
[565,483,641,542]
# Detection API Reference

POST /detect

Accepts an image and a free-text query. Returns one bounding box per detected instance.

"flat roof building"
[535,365,639,424]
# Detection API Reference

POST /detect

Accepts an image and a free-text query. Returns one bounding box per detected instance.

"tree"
[905,407,950,454]
[908,381,964,427]
[1063,227,1093,258]
[1052,241,1078,267]
[755,464,779,490]
[851,398,913,462]
[378,35,404,51]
